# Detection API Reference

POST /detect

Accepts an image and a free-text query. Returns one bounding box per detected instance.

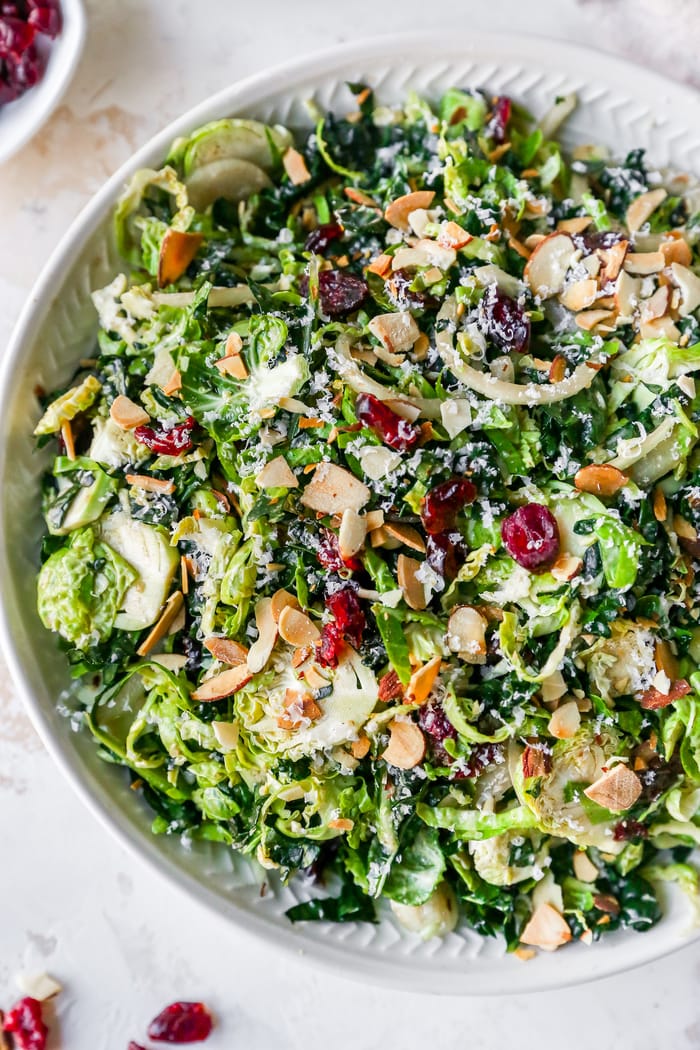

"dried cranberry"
[420,476,476,535]
[355,392,420,451]
[28,4,61,36]
[425,530,467,580]
[3,997,48,1050]
[0,15,35,56]
[387,268,438,311]
[419,700,457,765]
[325,583,365,648]
[458,742,502,779]
[147,1001,212,1044]
[316,621,344,667]
[575,229,626,253]
[314,270,368,316]
[481,285,530,354]
[501,503,560,570]
[316,527,361,573]
[134,416,195,455]
[304,222,343,254]
[489,95,512,144]
[613,819,648,842]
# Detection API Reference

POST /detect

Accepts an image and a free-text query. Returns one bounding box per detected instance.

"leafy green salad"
[35,83,700,954]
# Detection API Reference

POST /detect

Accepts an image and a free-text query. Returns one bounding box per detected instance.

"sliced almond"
[162,369,182,396]
[548,699,581,740]
[158,229,204,287]
[338,508,368,560]
[136,591,184,657]
[541,669,567,705]
[447,606,487,664]
[674,514,697,541]
[301,462,370,515]
[367,253,393,278]
[110,394,150,430]
[215,354,249,379]
[350,734,371,759]
[246,597,278,673]
[614,270,642,319]
[660,234,692,268]
[559,278,597,312]
[225,331,243,355]
[640,285,669,322]
[368,311,420,355]
[204,636,248,665]
[550,554,583,582]
[192,663,253,701]
[598,240,629,285]
[345,186,379,208]
[557,216,592,235]
[523,232,576,298]
[626,187,667,234]
[584,764,642,813]
[640,315,681,341]
[328,817,354,832]
[670,262,700,316]
[438,220,472,249]
[522,743,552,778]
[623,251,665,275]
[574,308,615,331]
[370,524,401,549]
[655,638,678,679]
[282,147,311,185]
[365,509,385,531]
[382,719,426,769]
[270,588,300,623]
[302,663,330,691]
[520,903,572,952]
[278,605,321,646]
[125,473,175,495]
[255,455,297,490]
[652,487,667,524]
[383,522,426,553]
[406,654,442,706]
[384,190,435,231]
[572,851,599,883]
[397,554,428,610]
[278,688,322,729]
[574,463,627,496]
[212,719,240,750]
[548,355,566,384]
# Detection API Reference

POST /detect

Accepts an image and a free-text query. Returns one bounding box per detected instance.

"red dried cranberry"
[575,229,626,253]
[325,583,365,648]
[420,476,476,535]
[0,15,35,56]
[419,701,457,744]
[316,270,368,316]
[304,222,343,254]
[316,527,361,573]
[3,997,48,1050]
[501,503,560,570]
[481,285,530,354]
[28,4,61,36]
[316,621,343,667]
[147,1001,212,1044]
[425,530,467,580]
[355,393,420,451]
[613,819,648,842]
[134,416,195,455]
[457,742,502,779]
[489,95,512,144]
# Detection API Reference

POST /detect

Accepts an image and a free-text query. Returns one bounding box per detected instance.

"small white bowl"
[0,0,86,165]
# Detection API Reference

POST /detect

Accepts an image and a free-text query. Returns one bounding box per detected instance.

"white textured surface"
[2,0,700,1045]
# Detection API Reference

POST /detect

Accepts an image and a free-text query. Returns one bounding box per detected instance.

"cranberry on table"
[304,222,343,254]
[480,285,530,354]
[420,476,477,535]
[355,392,420,452]
[134,415,196,455]
[501,503,560,570]
[2,997,48,1050]
[147,1001,213,1044]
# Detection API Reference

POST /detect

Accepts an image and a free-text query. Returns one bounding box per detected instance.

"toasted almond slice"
[674,513,697,541]
[382,719,426,769]
[256,455,297,490]
[557,216,593,234]
[367,253,393,277]
[626,187,667,234]
[598,240,629,283]
[369,525,398,549]
[548,355,566,384]
[573,851,599,883]
[384,190,435,231]
[303,663,330,691]
[655,638,679,679]
[368,311,420,355]
[614,270,642,318]
[541,669,567,705]
[383,521,426,553]
[397,554,428,610]
[270,588,300,623]
[438,220,472,249]
[639,315,681,341]
[339,508,368,560]
[125,473,175,495]
[623,251,665,275]
[550,554,583,582]
[226,331,243,355]
[351,734,371,760]
[110,394,150,430]
[660,234,692,268]
[520,902,572,952]
[345,186,379,207]
[652,487,667,523]
[574,463,627,496]
[584,764,642,812]
[283,146,311,185]
[514,947,537,962]
[60,419,76,461]
[641,285,669,322]
[137,591,184,657]
[212,719,240,750]
[522,743,552,778]
[559,278,597,312]
[523,232,576,298]
[277,688,322,729]
[574,308,615,331]
[670,262,700,316]
[158,229,204,288]
[365,509,385,531]
[192,663,253,701]
[447,606,487,664]
[246,597,278,673]
[301,462,370,515]
[204,636,248,665]
[328,817,355,832]
[162,369,182,396]
[278,605,321,646]
[548,699,581,740]
[406,654,442,706]
[215,354,249,379]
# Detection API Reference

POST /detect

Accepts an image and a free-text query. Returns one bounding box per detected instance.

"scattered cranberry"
[325,583,365,648]
[304,222,343,254]
[147,1001,212,1044]
[355,392,420,451]
[481,285,530,354]
[134,416,195,456]
[489,95,512,144]
[420,476,476,535]
[316,527,361,573]
[613,819,648,842]
[425,530,467,580]
[2,997,48,1050]
[301,269,368,316]
[501,503,560,570]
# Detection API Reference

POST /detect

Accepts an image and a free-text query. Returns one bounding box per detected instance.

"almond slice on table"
[406,654,442,706]
[137,591,184,657]
[559,278,597,312]
[338,507,368,560]
[246,597,278,673]
[125,473,175,495]
[574,463,627,496]
[447,606,487,664]
[584,764,642,812]
[670,262,700,316]
[204,636,249,665]
[384,190,435,231]
[270,588,300,623]
[397,554,428,610]
[278,605,321,646]
[300,462,370,515]
[368,311,420,355]
[110,394,150,430]
[382,719,426,769]
[548,699,581,740]
[158,229,204,287]
[383,521,426,553]
[255,455,298,489]
[520,903,572,952]
[215,354,249,379]
[282,147,311,185]
[623,251,665,275]
[192,663,253,701]
[625,187,667,234]
[523,232,577,298]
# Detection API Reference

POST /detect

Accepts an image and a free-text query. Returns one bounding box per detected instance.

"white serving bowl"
[0,0,86,165]
[2,32,700,994]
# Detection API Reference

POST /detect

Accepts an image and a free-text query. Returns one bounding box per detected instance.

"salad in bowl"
[33,83,700,955]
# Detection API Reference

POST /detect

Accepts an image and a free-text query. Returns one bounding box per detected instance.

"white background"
[2,2,700,1047]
